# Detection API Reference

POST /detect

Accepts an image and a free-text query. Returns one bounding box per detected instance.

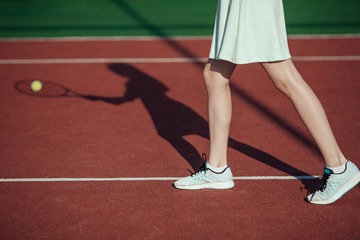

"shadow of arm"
[82,95,133,105]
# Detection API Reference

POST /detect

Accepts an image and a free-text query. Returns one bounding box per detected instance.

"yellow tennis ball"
[31,80,42,92]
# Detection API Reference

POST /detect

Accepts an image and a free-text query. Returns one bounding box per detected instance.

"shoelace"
[191,153,208,177]
[308,171,332,202]
[318,171,331,192]
[310,172,330,202]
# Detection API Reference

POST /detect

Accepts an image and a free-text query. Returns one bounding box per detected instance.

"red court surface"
[0,37,360,239]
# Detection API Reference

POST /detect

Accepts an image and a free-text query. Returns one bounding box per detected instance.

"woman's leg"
[261,59,346,167]
[204,59,237,167]
[173,58,237,190]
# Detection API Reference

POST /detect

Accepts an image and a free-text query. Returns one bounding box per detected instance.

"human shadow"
[84,63,314,190]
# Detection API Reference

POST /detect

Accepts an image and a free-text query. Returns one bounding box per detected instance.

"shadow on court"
[80,63,314,190]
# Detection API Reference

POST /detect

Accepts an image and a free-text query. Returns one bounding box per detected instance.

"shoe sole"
[308,172,360,205]
[174,181,235,190]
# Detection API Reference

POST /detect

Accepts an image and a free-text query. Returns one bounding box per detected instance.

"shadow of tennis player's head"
[108,63,169,98]
[108,63,144,77]
[84,63,170,104]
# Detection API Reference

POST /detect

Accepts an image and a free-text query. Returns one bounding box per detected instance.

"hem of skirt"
[209,54,292,65]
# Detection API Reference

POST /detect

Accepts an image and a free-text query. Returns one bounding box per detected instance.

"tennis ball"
[31,80,42,92]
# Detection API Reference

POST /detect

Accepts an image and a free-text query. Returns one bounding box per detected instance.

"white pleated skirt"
[209,0,291,64]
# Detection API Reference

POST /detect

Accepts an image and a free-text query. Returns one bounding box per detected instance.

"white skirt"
[209,0,291,64]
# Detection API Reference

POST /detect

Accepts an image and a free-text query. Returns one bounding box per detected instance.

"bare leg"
[203,59,236,167]
[261,59,346,167]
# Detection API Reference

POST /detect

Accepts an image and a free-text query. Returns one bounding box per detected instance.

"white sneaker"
[307,161,360,205]
[174,156,235,190]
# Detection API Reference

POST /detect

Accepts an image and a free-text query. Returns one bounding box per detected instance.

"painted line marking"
[0,56,359,65]
[0,36,213,42]
[292,56,360,61]
[0,57,208,64]
[0,176,317,182]
[287,34,360,39]
[0,34,359,42]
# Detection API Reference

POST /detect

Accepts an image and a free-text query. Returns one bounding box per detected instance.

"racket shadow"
[15,79,82,98]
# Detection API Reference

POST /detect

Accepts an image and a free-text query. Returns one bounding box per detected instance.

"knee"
[203,66,214,87]
[270,72,305,97]
[203,66,230,91]
[272,77,292,94]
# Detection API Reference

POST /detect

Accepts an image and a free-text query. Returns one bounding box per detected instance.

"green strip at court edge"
[0,0,359,38]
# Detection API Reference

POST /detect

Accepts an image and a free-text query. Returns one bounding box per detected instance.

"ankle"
[325,154,347,168]
[207,152,227,167]
[207,159,227,168]
[207,162,228,172]
[327,161,348,174]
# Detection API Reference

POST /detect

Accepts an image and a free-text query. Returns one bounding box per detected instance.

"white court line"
[0,36,212,42]
[292,56,360,61]
[0,57,206,64]
[287,34,360,39]
[0,56,360,65]
[0,34,359,42]
[0,176,317,182]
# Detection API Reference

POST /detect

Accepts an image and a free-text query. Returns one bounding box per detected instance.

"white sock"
[207,162,228,172]
[328,160,348,174]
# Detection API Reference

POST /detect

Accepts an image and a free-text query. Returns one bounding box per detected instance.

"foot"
[173,155,234,190]
[306,161,360,204]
